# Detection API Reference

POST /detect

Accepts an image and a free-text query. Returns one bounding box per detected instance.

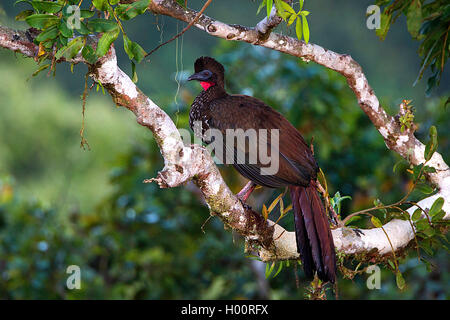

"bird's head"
[188,56,225,90]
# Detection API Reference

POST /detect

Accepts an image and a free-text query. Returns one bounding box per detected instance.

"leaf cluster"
[257,0,311,43]
[375,0,450,94]
[16,0,151,80]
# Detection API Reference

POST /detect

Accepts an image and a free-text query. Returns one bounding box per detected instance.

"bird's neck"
[197,84,227,103]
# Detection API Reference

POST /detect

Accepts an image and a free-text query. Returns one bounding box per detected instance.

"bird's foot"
[238,197,252,211]
[236,181,256,202]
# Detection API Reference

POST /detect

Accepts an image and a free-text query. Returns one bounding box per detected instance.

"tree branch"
[1,0,449,267]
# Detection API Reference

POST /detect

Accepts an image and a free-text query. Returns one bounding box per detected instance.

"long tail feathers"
[289,183,336,283]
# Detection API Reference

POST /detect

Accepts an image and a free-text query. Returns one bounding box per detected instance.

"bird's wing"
[207,94,318,187]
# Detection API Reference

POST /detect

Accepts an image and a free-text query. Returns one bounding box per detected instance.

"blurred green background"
[0,0,448,299]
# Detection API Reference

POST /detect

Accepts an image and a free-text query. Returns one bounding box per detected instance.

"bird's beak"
[187,72,209,81]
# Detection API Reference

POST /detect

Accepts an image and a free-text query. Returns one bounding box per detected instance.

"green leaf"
[30,63,50,77]
[15,10,34,21]
[396,272,406,290]
[92,0,108,11]
[302,15,309,43]
[30,1,63,13]
[115,0,150,20]
[76,21,91,35]
[344,215,361,226]
[132,44,147,64]
[421,225,435,238]
[272,261,283,278]
[80,10,95,19]
[424,126,438,161]
[387,259,395,270]
[279,1,295,15]
[96,27,120,57]
[393,159,407,173]
[412,208,422,221]
[412,163,424,181]
[274,0,289,21]
[431,210,445,222]
[59,19,73,38]
[123,35,147,63]
[371,216,383,228]
[287,13,297,26]
[376,12,391,41]
[266,0,273,18]
[415,219,429,231]
[420,240,433,255]
[295,17,302,41]
[256,0,266,15]
[423,165,436,174]
[58,34,68,46]
[415,182,434,195]
[36,24,59,42]
[25,14,59,29]
[429,197,444,216]
[14,0,32,5]
[55,37,84,60]
[265,261,275,279]
[82,44,98,64]
[88,19,119,33]
[131,61,138,83]
[406,0,422,38]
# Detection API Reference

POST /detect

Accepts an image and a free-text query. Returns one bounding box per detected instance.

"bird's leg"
[237,181,256,201]
[236,181,257,210]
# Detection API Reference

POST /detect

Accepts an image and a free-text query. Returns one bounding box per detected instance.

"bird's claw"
[238,197,252,211]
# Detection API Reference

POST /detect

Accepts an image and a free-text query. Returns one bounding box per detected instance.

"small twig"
[145,0,212,59]
[274,229,286,241]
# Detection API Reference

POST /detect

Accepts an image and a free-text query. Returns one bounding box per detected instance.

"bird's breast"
[189,97,214,143]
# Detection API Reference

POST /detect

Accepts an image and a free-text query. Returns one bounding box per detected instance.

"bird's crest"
[194,56,225,77]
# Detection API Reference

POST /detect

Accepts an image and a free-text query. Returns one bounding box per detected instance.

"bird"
[187,56,336,283]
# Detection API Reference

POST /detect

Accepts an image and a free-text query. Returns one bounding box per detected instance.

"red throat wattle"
[200,82,215,90]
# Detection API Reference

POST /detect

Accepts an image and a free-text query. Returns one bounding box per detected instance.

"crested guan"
[188,56,336,283]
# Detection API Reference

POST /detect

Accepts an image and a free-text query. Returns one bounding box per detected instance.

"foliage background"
[0,0,448,299]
